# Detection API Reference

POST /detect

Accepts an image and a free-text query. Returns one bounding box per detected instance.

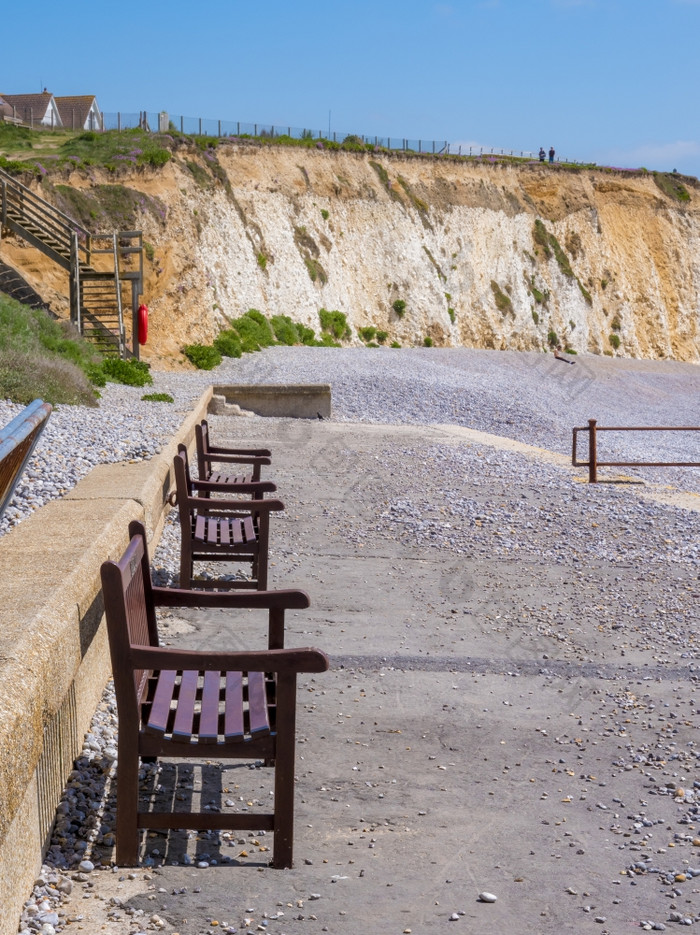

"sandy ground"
[35,418,699,935]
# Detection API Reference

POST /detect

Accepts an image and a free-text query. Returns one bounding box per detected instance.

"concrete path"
[57,419,699,935]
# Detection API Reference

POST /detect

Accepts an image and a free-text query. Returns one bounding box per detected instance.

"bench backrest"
[0,399,52,522]
[100,523,160,718]
[195,420,210,479]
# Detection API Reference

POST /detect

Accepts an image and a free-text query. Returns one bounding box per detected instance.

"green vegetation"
[448,308,455,324]
[358,326,377,343]
[369,160,401,202]
[320,209,329,221]
[142,392,174,403]
[423,336,434,347]
[319,308,351,340]
[547,329,559,347]
[256,251,268,271]
[214,330,243,358]
[609,333,621,350]
[578,281,593,305]
[227,309,276,353]
[422,246,445,281]
[304,257,328,284]
[531,310,539,325]
[0,292,158,404]
[53,183,166,231]
[653,171,691,202]
[533,219,592,304]
[610,315,622,332]
[101,357,152,387]
[143,241,155,262]
[490,280,512,314]
[601,278,609,290]
[533,219,553,259]
[398,175,429,214]
[183,344,222,369]
[375,330,388,344]
[390,340,401,348]
[392,299,406,318]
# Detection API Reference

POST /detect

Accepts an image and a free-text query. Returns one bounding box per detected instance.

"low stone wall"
[211,383,332,419]
[0,387,213,935]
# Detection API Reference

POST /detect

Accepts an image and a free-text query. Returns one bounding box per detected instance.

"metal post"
[180,115,184,132]
[588,419,598,483]
[118,112,121,131]
[218,119,221,137]
[419,140,422,153]
[237,122,240,135]
[254,124,257,136]
[432,141,435,154]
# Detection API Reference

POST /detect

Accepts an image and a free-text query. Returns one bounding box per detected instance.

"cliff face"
[3,144,700,364]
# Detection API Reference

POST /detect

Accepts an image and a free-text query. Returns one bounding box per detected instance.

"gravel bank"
[2,347,699,535]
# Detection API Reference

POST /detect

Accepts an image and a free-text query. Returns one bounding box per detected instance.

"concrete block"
[211,383,331,419]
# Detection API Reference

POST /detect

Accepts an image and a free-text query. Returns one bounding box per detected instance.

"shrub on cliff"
[101,357,153,387]
[229,309,276,352]
[319,308,351,340]
[183,344,222,370]
[214,330,243,358]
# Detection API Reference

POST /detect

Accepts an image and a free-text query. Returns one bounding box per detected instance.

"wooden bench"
[0,398,52,522]
[196,418,272,485]
[173,445,283,589]
[100,519,328,868]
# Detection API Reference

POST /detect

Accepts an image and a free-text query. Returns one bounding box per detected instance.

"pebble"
[478,892,497,903]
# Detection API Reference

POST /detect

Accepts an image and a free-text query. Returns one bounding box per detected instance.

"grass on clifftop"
[0,293,153,405]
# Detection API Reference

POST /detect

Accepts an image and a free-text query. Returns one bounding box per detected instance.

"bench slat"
[224,671,244,739]
[147,670,177,733]
[172,670,199,738]
[243,515,255,543]
[199,670,222,742]
[247,671,270,735]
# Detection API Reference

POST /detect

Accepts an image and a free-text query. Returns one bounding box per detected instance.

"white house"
[0,90,62,127]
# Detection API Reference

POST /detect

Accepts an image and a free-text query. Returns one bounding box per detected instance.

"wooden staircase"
[0,167,143,358]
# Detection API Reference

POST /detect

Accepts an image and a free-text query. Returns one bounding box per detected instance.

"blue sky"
[3,0,700,176]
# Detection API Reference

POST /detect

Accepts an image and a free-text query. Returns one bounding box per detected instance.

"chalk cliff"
[3,143,699,364]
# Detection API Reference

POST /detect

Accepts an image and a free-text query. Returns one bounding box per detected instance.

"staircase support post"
[69,232,81,332]
[131,280,140,361]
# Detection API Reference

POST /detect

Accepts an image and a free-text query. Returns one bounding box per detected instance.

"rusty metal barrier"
[572,419,700,483]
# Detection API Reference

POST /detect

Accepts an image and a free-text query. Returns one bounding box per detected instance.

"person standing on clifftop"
[549,146,555,163]
[539,147,546,162]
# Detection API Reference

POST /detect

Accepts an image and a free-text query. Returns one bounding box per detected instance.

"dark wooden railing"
[572,419,700,483]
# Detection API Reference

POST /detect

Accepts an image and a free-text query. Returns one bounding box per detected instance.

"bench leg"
[272,678,296,869]
[115,744,141,866]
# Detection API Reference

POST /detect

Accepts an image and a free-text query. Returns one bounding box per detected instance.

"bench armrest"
[191,478,277,494]
[208,446,272,458]
[203,453,272,466]
[189,496,285,512]
[130,645,329,674]
[152,586,310,610]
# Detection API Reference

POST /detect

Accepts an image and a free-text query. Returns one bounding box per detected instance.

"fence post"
[588,419,598,483]
[199,118,202,135]
[238,122,240,135]
[419,140,422,153]
[180,116,184,133]
[218,119,221,137]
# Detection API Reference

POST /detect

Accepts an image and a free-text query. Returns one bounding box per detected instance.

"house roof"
[55,95,100,128]
[0,91,55,118]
